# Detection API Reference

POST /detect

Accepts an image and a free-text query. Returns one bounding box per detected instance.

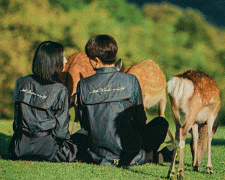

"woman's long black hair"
[32,41,64,85]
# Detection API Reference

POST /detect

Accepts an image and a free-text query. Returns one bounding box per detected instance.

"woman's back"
[13,75,70,137]
[9,41,79,163]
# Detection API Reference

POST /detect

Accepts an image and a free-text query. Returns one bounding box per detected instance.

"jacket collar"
[96,66,118,74]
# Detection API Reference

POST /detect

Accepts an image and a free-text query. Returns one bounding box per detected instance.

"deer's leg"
[159,92,175,144]
[167,129,175,144]
[167,129,179,179]
[177,127,186,180]
[71,121,78,134]
[158,90,166,118]
[158,91,174,144]
[190,123,208,171]
[206,104,220,174]
[206,120,213,174]
[71,106,79,134]
[196,123,208,167]
[177,99,202,179]
[191,124,199,171]
[167,102,180,178]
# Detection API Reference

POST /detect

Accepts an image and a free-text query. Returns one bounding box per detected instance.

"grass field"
[1,115,225,180]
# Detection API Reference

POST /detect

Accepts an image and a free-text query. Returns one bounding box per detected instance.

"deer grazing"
[167,70,221,179]
[60,52,174,143]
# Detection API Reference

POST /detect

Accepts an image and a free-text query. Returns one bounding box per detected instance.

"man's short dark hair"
[32,41,64,85]
[85,35,118,64]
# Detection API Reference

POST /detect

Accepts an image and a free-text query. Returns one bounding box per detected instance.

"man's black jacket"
[76,67,147,165]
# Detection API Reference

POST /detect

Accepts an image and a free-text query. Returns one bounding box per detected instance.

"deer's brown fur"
[60,52,96,96]
[125,60,167,112]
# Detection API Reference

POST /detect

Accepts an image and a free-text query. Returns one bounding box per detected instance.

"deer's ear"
[115,59,122,71]
[212,121,220,135]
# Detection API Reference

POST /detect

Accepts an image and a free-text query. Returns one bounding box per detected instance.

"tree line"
[0,0,224,123]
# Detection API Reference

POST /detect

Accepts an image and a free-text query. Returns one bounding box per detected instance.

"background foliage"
[0,0,224,124]
[128,0,225,29]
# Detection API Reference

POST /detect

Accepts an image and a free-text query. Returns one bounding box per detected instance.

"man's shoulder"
[78,73,95,86]
[81,71,138,83]
[119,72,137,78]
[116,71,138,81]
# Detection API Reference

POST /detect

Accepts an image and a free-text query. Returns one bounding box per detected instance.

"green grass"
[1,117,225,180]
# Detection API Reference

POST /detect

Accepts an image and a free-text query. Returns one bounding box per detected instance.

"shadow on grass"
[128,166,169,179]
[185,137,225,146]
[127,168,157,178]
[0,133,12,160]
[211,138,225,146]
[166,137,225,146]
[161,136,225,173]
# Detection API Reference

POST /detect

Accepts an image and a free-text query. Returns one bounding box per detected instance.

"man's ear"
[89,58,99,69]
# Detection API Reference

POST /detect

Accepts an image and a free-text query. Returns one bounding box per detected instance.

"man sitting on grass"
[75,34,172,167]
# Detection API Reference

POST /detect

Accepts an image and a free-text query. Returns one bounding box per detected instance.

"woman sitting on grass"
[8,41,83,162]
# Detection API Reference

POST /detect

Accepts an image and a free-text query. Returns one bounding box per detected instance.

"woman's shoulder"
[14,75,68,109]
[49,83,68,98]
[49,82,67,90]
[16,75,66,89]
[15,75,33,83]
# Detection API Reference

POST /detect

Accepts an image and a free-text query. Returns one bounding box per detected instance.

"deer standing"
[167,70,221,179]
[60,53,174,143]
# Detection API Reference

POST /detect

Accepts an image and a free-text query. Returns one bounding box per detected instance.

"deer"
[60,52,174,144]
[166,70,221,179]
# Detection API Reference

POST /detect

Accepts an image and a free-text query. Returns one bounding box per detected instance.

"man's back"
[76,66,147,165]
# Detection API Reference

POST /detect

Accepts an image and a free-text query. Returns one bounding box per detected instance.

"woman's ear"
[62,56,68,72]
